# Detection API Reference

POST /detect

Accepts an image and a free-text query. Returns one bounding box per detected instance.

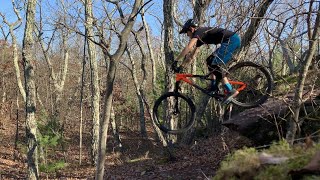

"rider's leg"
[206,61,222,92]
[206,56,219,92]
[211,34,241,103]
[211,65,222,91]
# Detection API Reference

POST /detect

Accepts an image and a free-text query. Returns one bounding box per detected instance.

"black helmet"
[179,19,199,34]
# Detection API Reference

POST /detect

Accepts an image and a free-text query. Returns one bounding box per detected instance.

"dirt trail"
[0,114,251,180]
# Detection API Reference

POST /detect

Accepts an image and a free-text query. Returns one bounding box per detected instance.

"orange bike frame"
[176,73,195,85]
[176,73,247,92]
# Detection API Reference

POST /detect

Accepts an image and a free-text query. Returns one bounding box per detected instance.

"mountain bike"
[153,60,273,134]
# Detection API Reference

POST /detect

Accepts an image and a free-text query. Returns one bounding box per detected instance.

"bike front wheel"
[227,61,273,108]
[153,92,196,134]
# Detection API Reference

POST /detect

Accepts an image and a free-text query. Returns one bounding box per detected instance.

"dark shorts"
[209,33,241,65]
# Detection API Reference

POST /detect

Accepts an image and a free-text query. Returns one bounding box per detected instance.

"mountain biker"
[175,19,241,104]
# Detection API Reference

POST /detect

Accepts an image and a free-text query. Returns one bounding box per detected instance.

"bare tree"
[95,0,143,179]
[265,1,308,75]
[286,3,320,145]
[22,0,39,179]
[0,1,26,102]
[37,26,70,115]
[236,0,274,60]
[124,34,168,145]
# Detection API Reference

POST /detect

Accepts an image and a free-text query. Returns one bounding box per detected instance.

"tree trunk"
[110,106,122,149]
[95,60,115,180]
[14,90,20,159]
[163,0,177,144]
[85,0,100,165]
[193,0,212,24]
[163,0,175,93]
[182,93,211,144]
[22,0,38,179]
[79,34,87,165]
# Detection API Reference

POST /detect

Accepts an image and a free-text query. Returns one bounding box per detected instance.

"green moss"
[265,140,291,155]
[214,147,260,180]
[255,165,289,180]
[214,140,320,179]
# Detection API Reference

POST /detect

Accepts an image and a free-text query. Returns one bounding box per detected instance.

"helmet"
[179,19,199,34]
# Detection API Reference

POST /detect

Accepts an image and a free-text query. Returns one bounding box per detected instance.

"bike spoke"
[228,62,273,107]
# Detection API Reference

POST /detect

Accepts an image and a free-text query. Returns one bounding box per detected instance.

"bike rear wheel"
[153,92,196,134]
[227,61,273,108]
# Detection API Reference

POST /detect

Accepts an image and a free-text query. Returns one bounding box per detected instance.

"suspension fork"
[173,81,181,114]
[174,80,181,93]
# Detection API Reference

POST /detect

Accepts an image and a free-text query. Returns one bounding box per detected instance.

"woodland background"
[0,0,319,179]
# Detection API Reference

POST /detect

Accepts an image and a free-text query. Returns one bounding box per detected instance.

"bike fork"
[173,81,181,115]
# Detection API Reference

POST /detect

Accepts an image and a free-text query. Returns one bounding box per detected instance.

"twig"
[130,0,153,21]
[200,169,210,180]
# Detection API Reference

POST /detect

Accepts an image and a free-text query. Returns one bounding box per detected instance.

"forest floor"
[0,112,252,180]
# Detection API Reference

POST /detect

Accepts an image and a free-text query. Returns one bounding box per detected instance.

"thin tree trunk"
[110,106,122,149]
[141,9,157,95]
[14,90,19,160]
[125,44,167,144]
[141,89,168,146]
[95,60,116,180]
[79,36,87,165]
[22,0,38,179]
[85,0,100,165]
[132,31,148,137]
[125,47,147,137]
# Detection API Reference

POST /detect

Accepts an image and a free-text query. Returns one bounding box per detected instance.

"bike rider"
[175,19,241,104]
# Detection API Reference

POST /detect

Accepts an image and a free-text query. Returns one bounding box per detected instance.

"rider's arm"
[176,37,198,64]
[181,47,199,68]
